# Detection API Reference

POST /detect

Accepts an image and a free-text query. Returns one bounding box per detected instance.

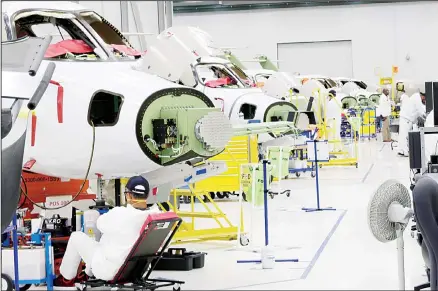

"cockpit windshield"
[12,10,142,61]
[315,79,332,89]
[354,81,368,90]
[228,64,253,87]
[195,63,243,88]
[325,78,337,88]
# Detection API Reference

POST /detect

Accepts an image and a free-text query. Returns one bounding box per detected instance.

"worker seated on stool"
[60,176,160,281]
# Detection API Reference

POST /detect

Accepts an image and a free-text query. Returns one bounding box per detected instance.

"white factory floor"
[150,139,427,290]
[44,138,427,290]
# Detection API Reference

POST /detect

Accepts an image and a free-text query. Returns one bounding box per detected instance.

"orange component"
[256,81,265,88]
[302,78,309,85]
[19,172,95,214]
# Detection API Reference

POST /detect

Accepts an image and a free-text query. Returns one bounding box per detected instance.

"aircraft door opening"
[277,40,353,78]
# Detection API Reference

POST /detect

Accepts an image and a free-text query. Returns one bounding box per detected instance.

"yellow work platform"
[159,186,248,245]
[195,135,259,194]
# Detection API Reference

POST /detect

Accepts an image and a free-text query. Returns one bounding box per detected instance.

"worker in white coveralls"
[399,88,410,108]
[378,88,392,142]
[60,176,159,281]
[325,89,342,151]
[397,91,426,157]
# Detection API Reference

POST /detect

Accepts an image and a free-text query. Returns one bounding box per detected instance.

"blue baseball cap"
[125,176,150,198]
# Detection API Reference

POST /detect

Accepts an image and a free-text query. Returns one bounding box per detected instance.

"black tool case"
[152,248,206,271]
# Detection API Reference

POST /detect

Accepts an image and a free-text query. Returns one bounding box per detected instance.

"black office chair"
[412,176,438,290]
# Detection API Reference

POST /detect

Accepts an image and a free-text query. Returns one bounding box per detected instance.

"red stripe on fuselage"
[50,80,64,123]
[31,113,37,146]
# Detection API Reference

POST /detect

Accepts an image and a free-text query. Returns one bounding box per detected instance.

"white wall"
[278,40,354,77]
[174,1,438,85]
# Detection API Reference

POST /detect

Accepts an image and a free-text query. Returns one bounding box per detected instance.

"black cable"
[16,182,28,209]
[20,121,96,210]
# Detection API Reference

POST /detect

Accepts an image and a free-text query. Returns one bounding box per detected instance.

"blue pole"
[45,233,54,291]
[262,160,269,247]
[12,214,20,291]
[314,141,321,210]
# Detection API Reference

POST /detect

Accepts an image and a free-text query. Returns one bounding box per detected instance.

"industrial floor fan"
[368,179,414,290]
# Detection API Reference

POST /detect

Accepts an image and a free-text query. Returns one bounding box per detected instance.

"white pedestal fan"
[368,179,414,290]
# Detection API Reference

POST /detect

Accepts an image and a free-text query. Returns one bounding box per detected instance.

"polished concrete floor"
[152,139,428,290]
[36,138,428,290]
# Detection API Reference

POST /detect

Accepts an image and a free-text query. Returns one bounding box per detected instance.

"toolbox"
[152,248,206,271]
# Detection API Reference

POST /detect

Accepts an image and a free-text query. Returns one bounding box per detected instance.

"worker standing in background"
[378,88,392,142]
[60,176,159,281]
[397,91,426,157]
[326,89,342,151]
[399,89,410,108]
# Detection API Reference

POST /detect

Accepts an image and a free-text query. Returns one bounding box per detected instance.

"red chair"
[76,212,184,291]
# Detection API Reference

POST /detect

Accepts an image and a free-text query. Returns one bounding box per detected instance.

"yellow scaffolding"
[311,90,359,168]
[158,185,247,244]
[195,135,259,193]
[157,135,258,245]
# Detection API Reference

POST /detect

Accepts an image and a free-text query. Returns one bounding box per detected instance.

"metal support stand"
[12,214,20,291]
[115,178,121,207]
[237,160,299,265]
[262,160,269,247]
[396,225,405,291]
[90,174,112,214]
[302,140,336,212]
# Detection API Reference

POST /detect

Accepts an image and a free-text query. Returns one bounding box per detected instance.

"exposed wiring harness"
[19,121,96,210]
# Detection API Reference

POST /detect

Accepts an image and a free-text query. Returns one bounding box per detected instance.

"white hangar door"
[277,40,353,78]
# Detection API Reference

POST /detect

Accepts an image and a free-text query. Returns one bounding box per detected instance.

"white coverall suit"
[60,204,159,281]
[400,93,409,108]
[397,92,426,156]
[326,96,342,151]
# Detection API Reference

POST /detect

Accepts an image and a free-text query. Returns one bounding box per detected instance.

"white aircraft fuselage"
[2,1,236,179]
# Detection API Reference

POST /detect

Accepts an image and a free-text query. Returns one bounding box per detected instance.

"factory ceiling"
[173,0,424,13]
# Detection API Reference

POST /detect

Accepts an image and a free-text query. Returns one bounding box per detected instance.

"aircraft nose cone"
[195,111,233,150]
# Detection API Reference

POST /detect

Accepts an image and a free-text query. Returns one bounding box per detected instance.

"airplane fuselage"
[6,59,211,179]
